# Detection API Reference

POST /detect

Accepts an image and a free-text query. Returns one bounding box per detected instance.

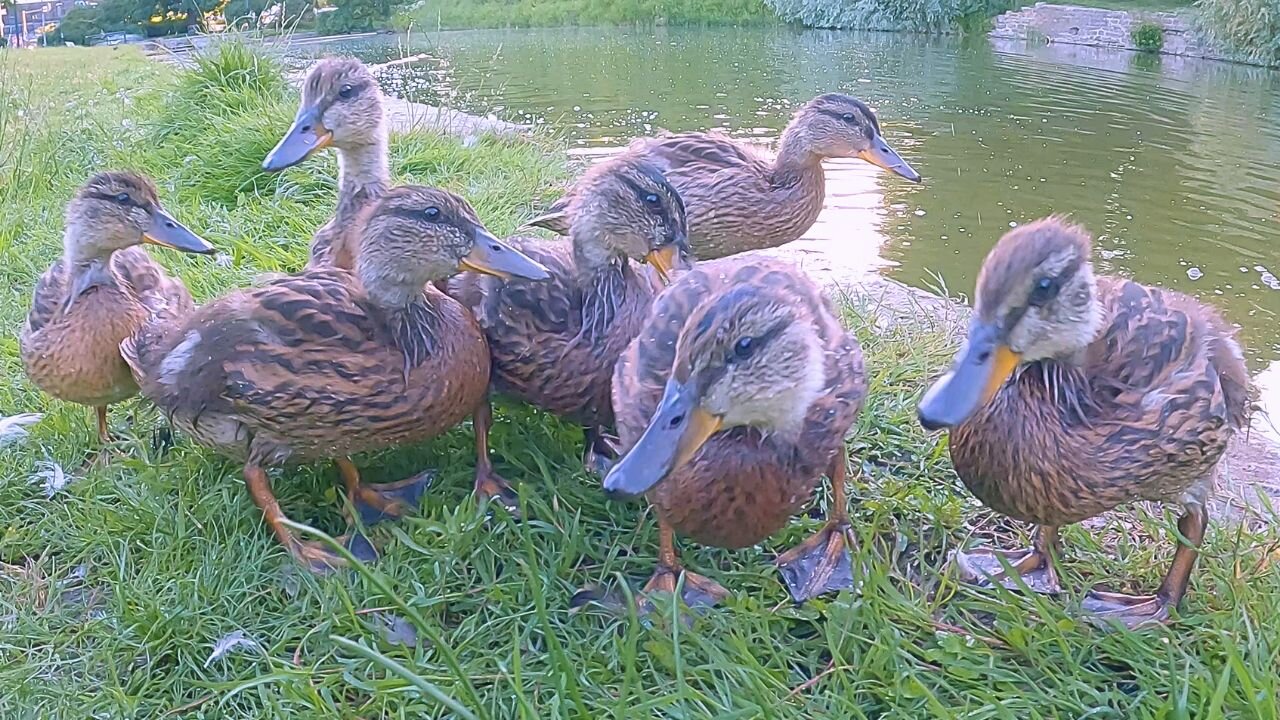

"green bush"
[1131,20,1164,51]
[763,0,1011,32]
[1197,0,1280,65]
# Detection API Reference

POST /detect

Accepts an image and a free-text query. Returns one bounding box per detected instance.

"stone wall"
[990,2,1230,62]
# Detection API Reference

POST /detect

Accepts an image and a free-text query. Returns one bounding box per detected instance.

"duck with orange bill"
[917,217,1250,629]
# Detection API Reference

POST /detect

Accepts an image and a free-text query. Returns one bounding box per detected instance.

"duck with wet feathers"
[527,93,921,260]
[448,154,689,501]
[917,217,1250,628]
[21,171,214,448]
[603,259,866,607]
[263,57,388,270]
[122,186,549,571]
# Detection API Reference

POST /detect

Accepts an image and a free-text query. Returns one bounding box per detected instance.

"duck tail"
[523,196,573,235]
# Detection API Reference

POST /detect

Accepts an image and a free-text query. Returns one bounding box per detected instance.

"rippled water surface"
[294,28,1280,369]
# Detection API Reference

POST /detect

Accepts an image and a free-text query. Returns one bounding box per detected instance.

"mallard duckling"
[21,171,214,446]
[527,93,921,260]
[448,155,689,500]
[604,259,867,606]
[263,57,388,270]
[918,217,1250,628]
[122,186,549,571]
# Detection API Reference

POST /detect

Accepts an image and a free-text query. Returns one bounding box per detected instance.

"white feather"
[204,630,261,668]
[0,413,43,447]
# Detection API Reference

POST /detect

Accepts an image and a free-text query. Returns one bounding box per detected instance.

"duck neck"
[771,126,824,187]
[62,226,117,306]
[335,135,390,214]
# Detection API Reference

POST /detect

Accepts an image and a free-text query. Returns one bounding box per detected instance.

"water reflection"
[295,26,1280,368]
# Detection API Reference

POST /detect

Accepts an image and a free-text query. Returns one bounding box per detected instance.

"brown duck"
[122,186,549,571]
[527,93,921,260]
[21,171,214,446]
[604,258,867,607]
[448,155,689,501]
[263,57,388,270]
[917,217,1250,628]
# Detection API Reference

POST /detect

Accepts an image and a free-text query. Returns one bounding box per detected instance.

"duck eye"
[1029,276,1059,307]
[338,84,356,100]
[644,193,660,205]
[114,193,131,205]
[840,112,856,123]
[423,206,441,219]
[731,336,755,362]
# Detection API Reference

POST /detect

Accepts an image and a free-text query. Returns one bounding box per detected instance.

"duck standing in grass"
[122,186,549,572]
[448,155,689,503]
[262,57,388,270]
[527,93,921,259]
[603,259,866,607]
[21,172,215,449]
[917,217,1250,628]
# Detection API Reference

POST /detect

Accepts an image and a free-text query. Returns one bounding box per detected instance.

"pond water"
[292,27,1280,373]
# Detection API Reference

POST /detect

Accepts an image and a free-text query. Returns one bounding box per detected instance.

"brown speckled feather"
[306,184,386,270]
[123,267,489,466]
[23,247,195,408]
[531,131,824,260]
[448,235,662,428]
[950,277,1250,526]
[612,259,866,548]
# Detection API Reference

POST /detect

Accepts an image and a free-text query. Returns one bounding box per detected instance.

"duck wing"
[1089,278,1249,461]
[23,260,69,336]
[525,132,768,236]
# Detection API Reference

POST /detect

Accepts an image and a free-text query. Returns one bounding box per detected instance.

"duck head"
[604,282,828,498]
[918,217,1104,430]
[568,156,691,283]
[64,171,213,260]
[787,93,921,183]
[355,185,550,307]
[263,57,385,172]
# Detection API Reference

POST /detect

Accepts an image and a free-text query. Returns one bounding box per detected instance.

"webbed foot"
[582,427,620,478]
[777,520,856,603]
[639,563,730,614]
[474,466,519,517]
[953,546,1062,595]
[1081,591,1172,630]
[291,532,378,574]
[349,471,434,526]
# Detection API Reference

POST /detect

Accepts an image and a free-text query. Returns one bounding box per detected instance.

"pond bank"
[989,2,1251,64]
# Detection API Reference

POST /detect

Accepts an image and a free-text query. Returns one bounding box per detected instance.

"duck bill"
[917,321,1020,430]
[603,378,722,498]
[459,227,551,281]
[143,207,215,254]
[858,135,922,183]
[262,107,332,172]
[645,242,686,285]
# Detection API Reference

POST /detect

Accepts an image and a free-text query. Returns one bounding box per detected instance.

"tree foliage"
[316,0,407,34]
[56,0,208,40]
[1197,0,1280,65]
[763,0,1010,32]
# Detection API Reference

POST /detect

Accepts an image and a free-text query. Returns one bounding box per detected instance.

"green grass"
[2,43,1280,719]
[399,0,776,31]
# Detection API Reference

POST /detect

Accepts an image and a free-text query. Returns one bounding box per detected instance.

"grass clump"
[2,42,1280,719]
[1132,20,1166,51]
[400,0,776,30]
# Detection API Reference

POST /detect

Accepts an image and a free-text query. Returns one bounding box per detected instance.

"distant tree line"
[762,0,1014,32]
[54,0,409,44]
